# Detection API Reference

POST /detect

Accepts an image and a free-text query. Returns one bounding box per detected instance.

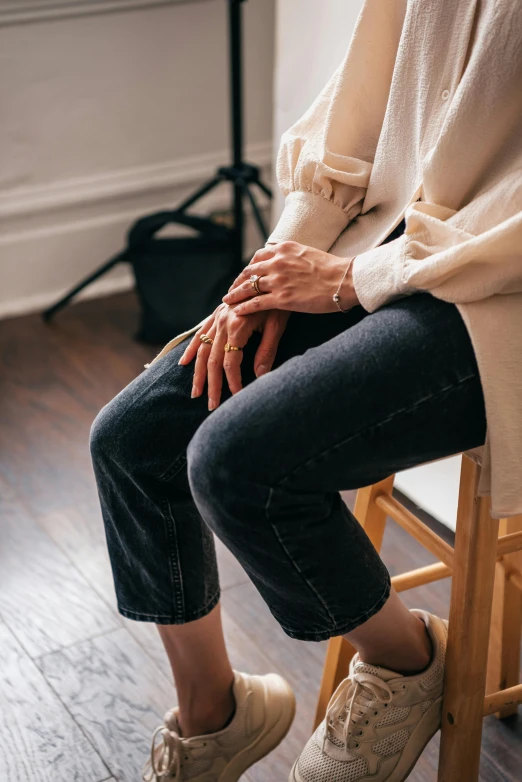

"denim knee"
[89,380,164,483]
[91,349,186,472]
[90,394,134,473]
[186,409,246,521]
[89,399,119,469]
[187,417,225,495]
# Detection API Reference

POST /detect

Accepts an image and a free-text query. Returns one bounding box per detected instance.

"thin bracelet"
[332,257,355,313]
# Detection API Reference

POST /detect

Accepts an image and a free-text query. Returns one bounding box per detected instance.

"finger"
[181,330,207,367]
[234,293,279,316]
[227,258,273,291]
[223,319,250,395]
[253,245,277,261]
[222,273,272,305]
[254,313,288,377]
[223,345,244,396]
[191,324,216,398]
[179,314,216,364]
[206,326,228,411]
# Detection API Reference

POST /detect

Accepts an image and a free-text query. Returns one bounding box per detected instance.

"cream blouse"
[151,0,522,518]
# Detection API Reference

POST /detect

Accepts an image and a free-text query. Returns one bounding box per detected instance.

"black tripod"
[43,0,272,322]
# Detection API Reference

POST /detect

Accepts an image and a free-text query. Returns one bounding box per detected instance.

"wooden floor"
[0,291,520,782]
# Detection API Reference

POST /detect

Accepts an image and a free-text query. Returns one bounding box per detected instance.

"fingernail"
[222,295,229,303]
[256,364,268,376]
[191,385,198,398]
[208,398,216,411]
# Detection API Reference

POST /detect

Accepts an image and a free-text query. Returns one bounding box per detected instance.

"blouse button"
[441,89,450,101]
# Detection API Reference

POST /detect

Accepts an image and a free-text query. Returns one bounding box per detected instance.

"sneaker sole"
[219,674,296,782]
[290,696,442,782]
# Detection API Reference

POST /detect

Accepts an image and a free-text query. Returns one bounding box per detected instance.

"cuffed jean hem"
[277,576,392,642]
[117,590,221,625]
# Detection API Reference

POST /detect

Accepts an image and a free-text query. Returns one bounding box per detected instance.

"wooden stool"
[314,451,522,781]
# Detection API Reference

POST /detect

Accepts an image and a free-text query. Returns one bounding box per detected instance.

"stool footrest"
[375,493,454,567]
[391,562,452,592]
[483,683,522,716]
[497,530,522,557]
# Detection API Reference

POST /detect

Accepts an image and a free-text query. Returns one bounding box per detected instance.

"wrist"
[340,257,358,308]
[333,256,358,312]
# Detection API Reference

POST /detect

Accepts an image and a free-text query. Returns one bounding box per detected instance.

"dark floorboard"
[0,291,520,780]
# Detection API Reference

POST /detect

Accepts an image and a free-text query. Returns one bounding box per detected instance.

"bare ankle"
[357,616,433,676]
[178,689,236,738]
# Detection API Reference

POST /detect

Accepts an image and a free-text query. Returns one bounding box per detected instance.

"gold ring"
[199,334,214,345]
[224,343,243,352]
[250,274,263,295]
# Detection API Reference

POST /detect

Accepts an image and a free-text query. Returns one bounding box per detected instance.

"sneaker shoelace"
[143,708,204,781]
[324,669,394,754]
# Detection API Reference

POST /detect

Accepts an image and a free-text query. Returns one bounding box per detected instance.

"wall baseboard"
[0,141,274,321]
[0,141,272,224]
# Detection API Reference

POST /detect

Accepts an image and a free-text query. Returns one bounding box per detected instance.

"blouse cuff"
[352,234,413,313]
[267,191,350,251]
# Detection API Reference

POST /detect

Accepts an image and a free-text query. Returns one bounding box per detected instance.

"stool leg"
[487,516,522,718]
[499,571,522,718]
[438,458,499,782]
[313,636,357,729]
[313,476,395,729]
[487,559,510,710]
[353,475,395,551]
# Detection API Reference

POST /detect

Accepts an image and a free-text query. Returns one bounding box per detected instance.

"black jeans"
[90,290,487,642]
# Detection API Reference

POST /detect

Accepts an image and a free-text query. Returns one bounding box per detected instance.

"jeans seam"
[276,372,478,489]
[160,497,186,620]
[118,590,220,623]
[279,576,392,641]
[264,486,339,628]
[158,453,187,482]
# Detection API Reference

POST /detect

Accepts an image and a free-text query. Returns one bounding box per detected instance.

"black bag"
[127,210,239,345]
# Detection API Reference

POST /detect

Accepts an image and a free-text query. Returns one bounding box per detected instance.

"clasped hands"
[178,241,358,410]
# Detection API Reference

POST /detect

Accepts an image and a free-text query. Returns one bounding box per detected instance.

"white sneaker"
[290,610,448,782]
[143,670,295,781]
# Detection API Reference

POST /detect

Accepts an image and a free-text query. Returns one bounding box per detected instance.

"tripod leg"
[176,175,225,213]
[42,251,127,322]
[233,178,244,269]
[253,179,273,200]
[243,182,269,242]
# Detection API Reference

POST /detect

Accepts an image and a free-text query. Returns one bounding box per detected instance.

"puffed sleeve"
[267,0,407,251]
[352,192,522,313]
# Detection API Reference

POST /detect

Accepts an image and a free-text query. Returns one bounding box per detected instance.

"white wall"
[272,0,364,217]
[272,0,460,529]
[0,0,275,317]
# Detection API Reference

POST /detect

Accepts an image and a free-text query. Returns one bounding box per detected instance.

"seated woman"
[90,0,522,779]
